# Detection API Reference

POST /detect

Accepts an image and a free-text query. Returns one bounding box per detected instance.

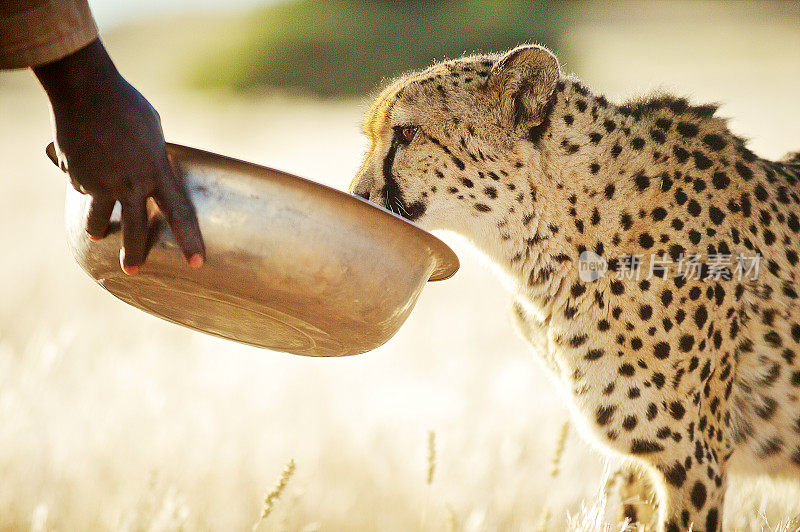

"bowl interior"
[165,143,460,281]
[47,141,459,282]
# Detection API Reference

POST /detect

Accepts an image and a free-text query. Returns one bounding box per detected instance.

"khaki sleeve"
[0,0,98,69]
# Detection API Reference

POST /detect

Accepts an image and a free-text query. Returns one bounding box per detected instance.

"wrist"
[33,39,123,110]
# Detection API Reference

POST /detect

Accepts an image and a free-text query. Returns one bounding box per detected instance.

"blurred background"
[1,1,800,530]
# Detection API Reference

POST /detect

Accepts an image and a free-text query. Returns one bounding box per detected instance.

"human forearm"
[33,38,119,110]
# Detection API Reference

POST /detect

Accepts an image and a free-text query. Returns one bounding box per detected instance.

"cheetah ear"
[489,45,560,129]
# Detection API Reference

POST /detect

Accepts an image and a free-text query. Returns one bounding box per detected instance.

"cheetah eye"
[394,125,419,146]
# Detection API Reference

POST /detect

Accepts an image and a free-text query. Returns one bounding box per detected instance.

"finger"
[119,196,149,275]
[68,174,89,194]
[85,196,117,241]
[155,159,205,268]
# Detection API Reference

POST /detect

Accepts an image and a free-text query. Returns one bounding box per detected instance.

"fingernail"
[119,250,139,275]
[188,253,204,269]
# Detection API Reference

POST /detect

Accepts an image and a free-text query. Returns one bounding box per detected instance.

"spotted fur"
[350,45,800,532]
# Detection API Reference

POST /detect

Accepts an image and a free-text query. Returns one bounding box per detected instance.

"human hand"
[34,39,204,274]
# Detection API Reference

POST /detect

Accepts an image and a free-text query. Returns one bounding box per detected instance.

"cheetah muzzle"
[350,44,800,532]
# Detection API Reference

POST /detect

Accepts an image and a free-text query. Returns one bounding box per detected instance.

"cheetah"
[349,44,800,531]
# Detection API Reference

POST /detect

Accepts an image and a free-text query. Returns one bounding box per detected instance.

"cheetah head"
[349,45,560,232]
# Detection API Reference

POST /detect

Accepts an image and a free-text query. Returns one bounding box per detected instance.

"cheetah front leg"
[554,330,733,531]
[613,459,723,532]
[606,430,729,532]
[615,464,658,529]
[651,446,728,532]
[629,398,731,532]
[513,301,731,531]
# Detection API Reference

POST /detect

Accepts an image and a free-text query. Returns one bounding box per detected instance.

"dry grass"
[427,431,437,486]
[0,2,799,530]
[252,459,296,531]
[537,421,570,532]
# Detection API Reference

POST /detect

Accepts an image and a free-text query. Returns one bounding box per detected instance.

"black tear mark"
[382,138,426,220]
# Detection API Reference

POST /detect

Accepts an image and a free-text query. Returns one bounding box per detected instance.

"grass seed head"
[252,458,296,532]
[427,431,436,485]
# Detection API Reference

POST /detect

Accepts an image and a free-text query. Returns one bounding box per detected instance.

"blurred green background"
[191,0,567,97]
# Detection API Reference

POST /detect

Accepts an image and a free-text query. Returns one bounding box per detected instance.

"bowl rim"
[46,141,459,282]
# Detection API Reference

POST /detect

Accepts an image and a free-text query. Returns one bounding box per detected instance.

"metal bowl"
[46,142,459,356]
